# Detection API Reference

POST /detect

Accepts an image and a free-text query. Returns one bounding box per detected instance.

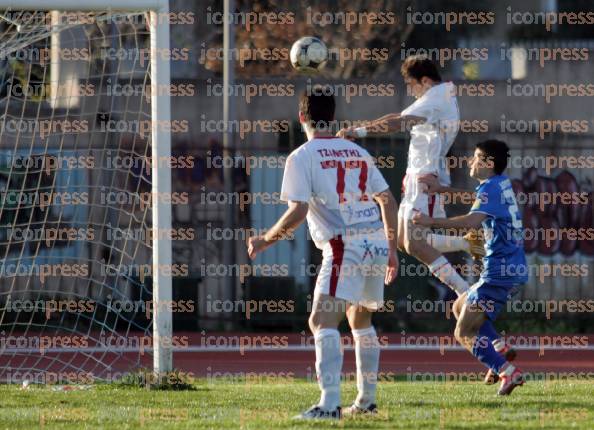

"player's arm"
[374,190,398,251]
[248,148,311,260]
[373,189,399,284]
[337,114,426,139]
[247,201,308,260]
[412,211,486,231]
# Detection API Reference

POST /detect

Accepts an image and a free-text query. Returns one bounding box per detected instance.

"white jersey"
[401,82,459,186]
[280,137,389,249]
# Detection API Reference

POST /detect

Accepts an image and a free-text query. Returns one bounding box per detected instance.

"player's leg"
[344,304,379,415]
[426,233,471,253]
[343,233,389,416]
[426,230,486,260]
[454,298,505,370]
[454,286,524,395]
[399,189,470,296]
[481,319,517,385]
[297,236,367,419]
[453,293,516,385]
[453,291,506,352]
[305,294,347,417]
[424,195,481,257]
[452,289,516,385]
[404,219,469,296]
[452,291,464,318]
[295,236,348,419]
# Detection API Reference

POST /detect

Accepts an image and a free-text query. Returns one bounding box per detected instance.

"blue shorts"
[465,280,519,321]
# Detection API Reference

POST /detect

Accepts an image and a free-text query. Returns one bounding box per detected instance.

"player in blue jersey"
[412,140,528,395]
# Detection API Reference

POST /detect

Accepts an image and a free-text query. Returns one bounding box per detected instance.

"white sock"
[314,328,343,411]
[492,338,506,352]
[427,234,470,254]
[500,363,515,376]
[428,256,469,296]
[352,326,380,408]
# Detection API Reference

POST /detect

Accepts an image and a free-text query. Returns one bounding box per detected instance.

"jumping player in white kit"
[338,55,482,297]
[248,87,399,419]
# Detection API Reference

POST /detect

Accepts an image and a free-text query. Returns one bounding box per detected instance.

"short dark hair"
[476,140,510,175]
[299,86,335,129]
[401,55,442,82]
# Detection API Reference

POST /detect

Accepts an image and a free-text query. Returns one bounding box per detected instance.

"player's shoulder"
[478,175,510,200]
[287,143,307,158]
[488,175,512,190]
[430,81,456,98]
[286,141,312,163]
[402,82,456,114]
[426,82,458,107]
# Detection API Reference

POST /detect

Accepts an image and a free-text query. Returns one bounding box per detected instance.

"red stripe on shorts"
[328,236,345,297]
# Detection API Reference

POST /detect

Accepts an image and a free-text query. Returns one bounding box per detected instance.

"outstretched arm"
[247,201,308,260]
[337,114,426,139]
[412,211,486,231]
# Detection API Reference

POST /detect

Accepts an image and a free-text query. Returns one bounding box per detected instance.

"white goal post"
[0,0,173,376]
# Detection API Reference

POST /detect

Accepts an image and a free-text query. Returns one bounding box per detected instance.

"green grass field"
[1,378,593,429]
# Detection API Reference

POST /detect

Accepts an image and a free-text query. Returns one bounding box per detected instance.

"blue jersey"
[470,175,528,287]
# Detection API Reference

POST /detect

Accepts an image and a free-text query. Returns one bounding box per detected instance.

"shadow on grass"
[113,369,198,391]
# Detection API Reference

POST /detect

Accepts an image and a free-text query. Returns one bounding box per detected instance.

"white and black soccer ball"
[290,36,328,73]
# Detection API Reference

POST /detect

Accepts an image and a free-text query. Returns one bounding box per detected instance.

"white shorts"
[314,230,389,310]
[398,174,446,221]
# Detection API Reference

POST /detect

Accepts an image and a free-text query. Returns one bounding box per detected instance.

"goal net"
[0,3,173,384]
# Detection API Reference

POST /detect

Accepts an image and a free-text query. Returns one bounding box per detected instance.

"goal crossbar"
[0,0,174,376]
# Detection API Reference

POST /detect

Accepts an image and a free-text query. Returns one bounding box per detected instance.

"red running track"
[1,333,593,381]
[178,333,594,379]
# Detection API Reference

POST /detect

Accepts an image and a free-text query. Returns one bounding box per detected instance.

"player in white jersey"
[338,55,480,297]
[248,87,399,420]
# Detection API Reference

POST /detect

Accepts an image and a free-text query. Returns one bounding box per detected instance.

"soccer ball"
[290,36,328,73]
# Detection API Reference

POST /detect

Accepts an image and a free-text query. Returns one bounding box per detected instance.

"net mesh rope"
[0,9,154,382]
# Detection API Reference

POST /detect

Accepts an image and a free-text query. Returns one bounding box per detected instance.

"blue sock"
[478,320,499,344]
[472,336,506,373]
